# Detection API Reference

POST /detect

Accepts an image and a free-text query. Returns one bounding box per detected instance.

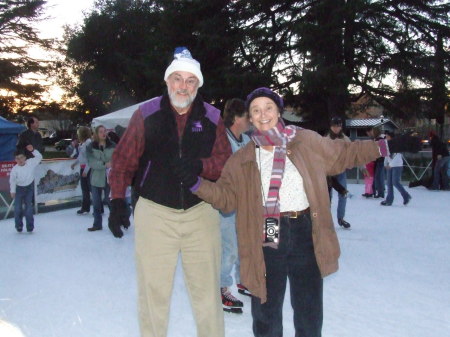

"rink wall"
[0,158,82,220]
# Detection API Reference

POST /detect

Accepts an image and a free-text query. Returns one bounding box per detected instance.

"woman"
[381,131,412,206]
[173,87,391,337]
[71,126,92,215]
[86,125,115,231]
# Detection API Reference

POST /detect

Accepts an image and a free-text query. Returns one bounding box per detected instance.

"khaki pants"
[134,198,224,337]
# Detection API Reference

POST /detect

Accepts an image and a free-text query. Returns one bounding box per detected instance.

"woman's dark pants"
[251,213,323,337]
[80,168,91,212]
[91,183,110,229]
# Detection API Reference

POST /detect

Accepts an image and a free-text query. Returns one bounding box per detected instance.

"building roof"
[345,117,398,129]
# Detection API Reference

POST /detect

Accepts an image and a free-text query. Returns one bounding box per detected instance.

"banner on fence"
[0,161,15,192]
[35,159,81,203]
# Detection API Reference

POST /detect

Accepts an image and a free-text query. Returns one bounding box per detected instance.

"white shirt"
[9,150,43,193]
[256,147,310,212]
[384,153,403,168]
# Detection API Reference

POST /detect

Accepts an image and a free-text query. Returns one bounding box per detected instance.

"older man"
[108,47,231,337]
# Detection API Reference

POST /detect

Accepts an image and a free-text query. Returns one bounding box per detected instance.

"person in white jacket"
[71,126,92,215]
[10,145,42,232]
[381,131,412,206]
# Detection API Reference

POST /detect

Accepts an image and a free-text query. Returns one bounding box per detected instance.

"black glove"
[108,199,130,238]
[172,157,202,189]
[387,135,422,153]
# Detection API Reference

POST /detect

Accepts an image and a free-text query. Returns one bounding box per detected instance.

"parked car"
[54,138,72,151]
[421,138,430,148]
[42,130,58,145]
[421,136,450,150]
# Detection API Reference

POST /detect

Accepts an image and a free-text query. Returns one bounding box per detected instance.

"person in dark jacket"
[108,47,231,337]
[429,132,450,190]
[17,115,44,159]
[370,127,386,198]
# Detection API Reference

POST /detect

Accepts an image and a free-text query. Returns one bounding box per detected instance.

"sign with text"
[35,159,81,203]
[0,161,15,192]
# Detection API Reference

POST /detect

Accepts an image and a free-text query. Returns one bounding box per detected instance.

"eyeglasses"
[170,75,198,88]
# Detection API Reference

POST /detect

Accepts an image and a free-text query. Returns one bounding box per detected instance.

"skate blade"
[223,307,243,314]
[237,289,252,297]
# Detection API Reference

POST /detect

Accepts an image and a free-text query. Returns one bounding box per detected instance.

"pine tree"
[0,0,53,116]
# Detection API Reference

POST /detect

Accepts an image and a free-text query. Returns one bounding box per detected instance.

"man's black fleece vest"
[134,93,219,210]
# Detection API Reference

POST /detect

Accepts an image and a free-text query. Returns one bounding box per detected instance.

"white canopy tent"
[282,109,303,123]
[91,99,154,129]
[92,100,305,130]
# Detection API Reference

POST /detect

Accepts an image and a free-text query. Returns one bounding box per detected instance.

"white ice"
[1,184,449,337]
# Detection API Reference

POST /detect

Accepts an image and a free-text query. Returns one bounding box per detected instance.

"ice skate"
[221,287,243,314]
[237,283,252,297]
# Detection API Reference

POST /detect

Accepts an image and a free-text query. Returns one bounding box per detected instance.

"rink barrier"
[0,158,81,220]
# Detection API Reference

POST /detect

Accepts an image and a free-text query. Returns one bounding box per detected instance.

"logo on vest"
[191,120,203,133]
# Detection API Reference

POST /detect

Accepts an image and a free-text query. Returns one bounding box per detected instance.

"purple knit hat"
[245,87,284,111]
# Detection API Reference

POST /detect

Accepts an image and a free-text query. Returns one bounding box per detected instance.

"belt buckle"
[289,211,298,219]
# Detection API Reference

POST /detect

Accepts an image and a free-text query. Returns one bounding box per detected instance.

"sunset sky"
[26,0,96,103]
[39,0,95,39]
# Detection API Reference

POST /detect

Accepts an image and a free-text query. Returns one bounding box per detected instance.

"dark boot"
[338,218,351,229]
[403,195,412,205]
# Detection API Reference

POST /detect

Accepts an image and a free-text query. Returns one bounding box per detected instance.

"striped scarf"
[251,120,299,248]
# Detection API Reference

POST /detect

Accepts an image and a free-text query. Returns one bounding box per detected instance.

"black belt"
[280,207,310,218]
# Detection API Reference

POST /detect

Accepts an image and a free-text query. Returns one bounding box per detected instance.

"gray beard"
[168,89,197,109]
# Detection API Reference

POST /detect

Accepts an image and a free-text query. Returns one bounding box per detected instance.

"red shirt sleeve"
[109,109,145,199]
[200,118,232,180]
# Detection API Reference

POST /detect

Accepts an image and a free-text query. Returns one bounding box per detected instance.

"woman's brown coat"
[195,129,381,302]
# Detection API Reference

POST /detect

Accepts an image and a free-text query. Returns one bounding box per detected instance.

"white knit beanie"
[164,47,203,87]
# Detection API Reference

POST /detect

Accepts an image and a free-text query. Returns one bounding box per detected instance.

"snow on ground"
[1,184,449,337]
